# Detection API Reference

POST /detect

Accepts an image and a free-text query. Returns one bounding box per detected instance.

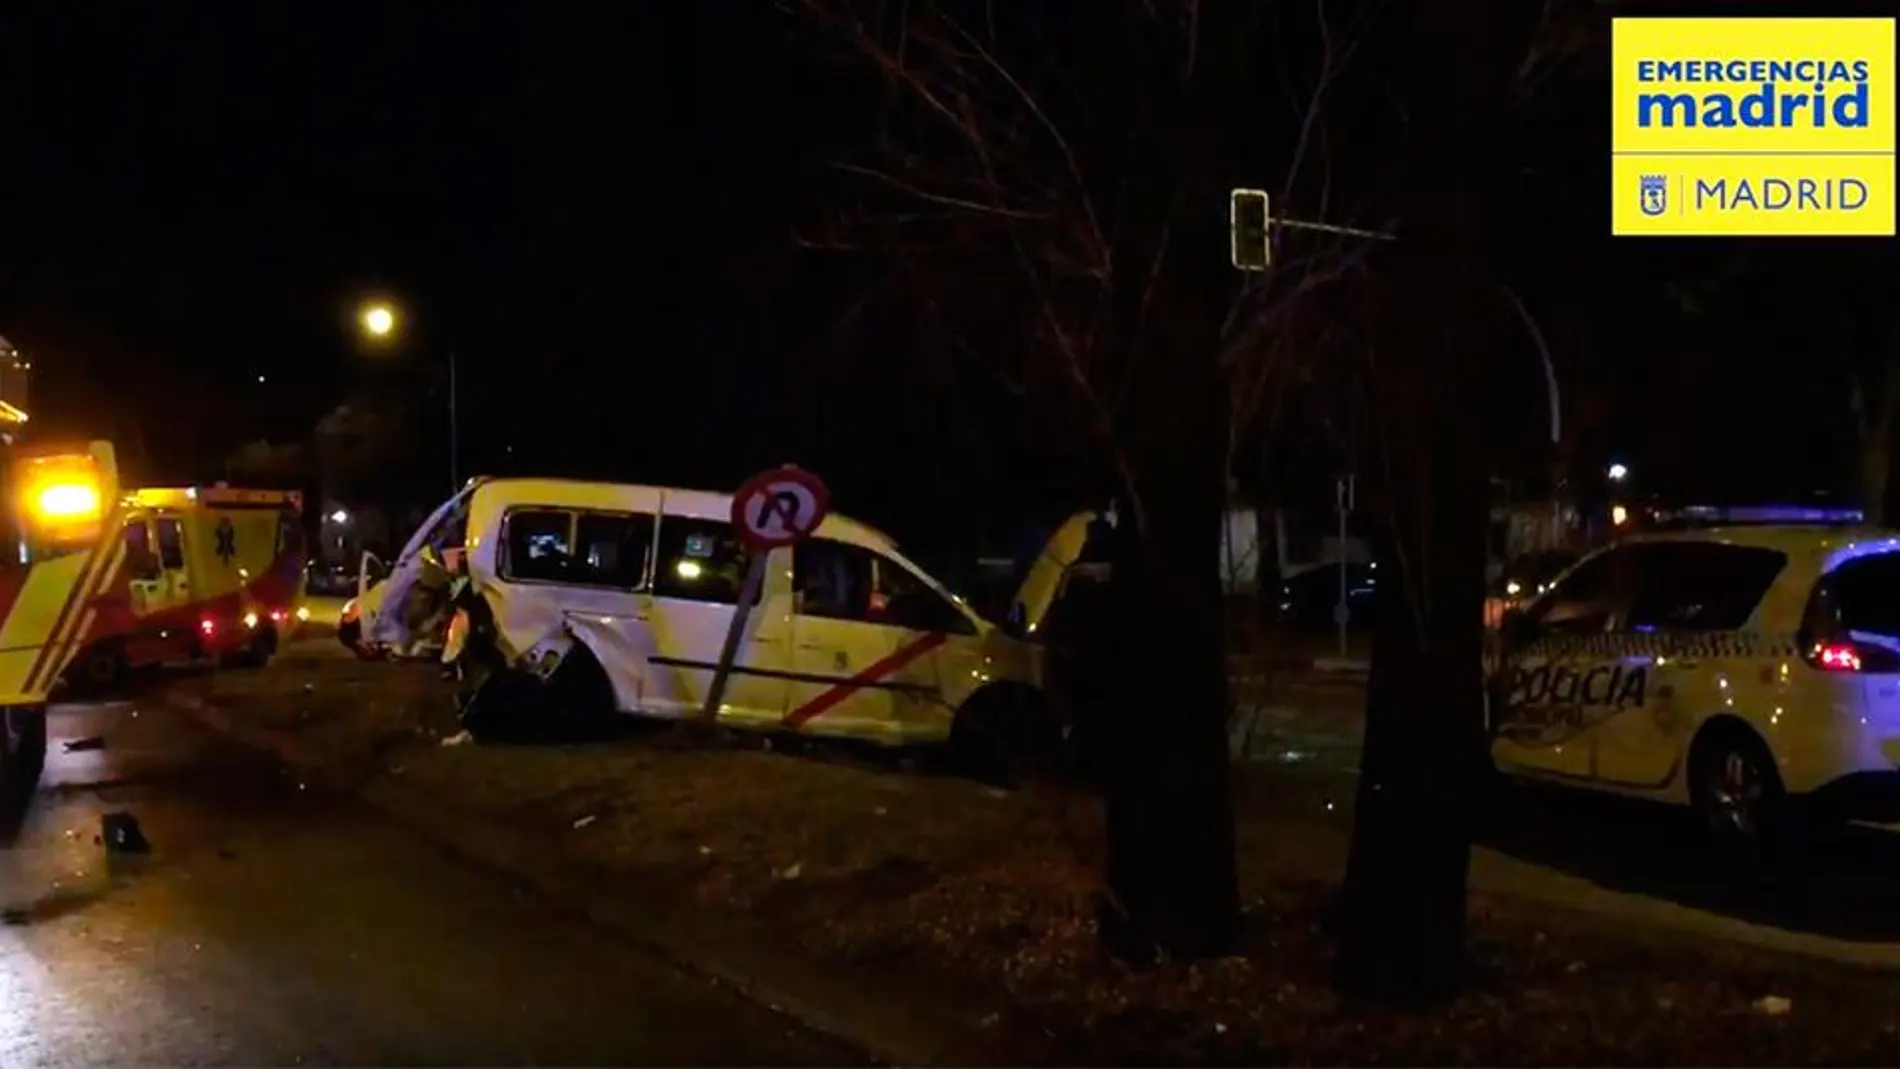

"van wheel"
[0,705,46,831]
[66,642,127,698]
[1689,725,1788,857]
[949,687,1066,787]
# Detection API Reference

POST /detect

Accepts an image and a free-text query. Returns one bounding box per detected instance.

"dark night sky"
[0,2,1892,561]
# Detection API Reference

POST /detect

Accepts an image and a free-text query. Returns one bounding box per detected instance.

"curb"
[165,687,1056,1068]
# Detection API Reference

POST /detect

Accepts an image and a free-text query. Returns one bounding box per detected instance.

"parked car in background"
[1278,562,1377,630]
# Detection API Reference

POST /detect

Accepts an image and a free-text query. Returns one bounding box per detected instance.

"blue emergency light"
[1668,504,1865,525]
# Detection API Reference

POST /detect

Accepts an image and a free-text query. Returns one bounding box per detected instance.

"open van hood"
[1009,510,1101,635]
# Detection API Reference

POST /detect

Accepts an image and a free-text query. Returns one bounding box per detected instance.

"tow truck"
[60,485,309,693]
[0,424,138,813]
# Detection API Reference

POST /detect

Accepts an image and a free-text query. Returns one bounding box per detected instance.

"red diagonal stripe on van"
[781,631,948,729]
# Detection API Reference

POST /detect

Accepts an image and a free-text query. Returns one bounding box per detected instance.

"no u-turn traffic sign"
[731,465,830,550]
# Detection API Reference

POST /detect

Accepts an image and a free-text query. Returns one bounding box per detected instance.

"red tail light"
[1806,640,1900,673]
[1815,643,1861,671]
[199,617,216,636]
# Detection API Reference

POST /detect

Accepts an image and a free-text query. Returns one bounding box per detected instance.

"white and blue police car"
[1490,506,1900,846]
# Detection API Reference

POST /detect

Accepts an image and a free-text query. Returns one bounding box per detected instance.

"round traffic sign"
[731,465,830,549]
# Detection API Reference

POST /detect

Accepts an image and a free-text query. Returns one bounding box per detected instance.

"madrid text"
[1634,58,1872,130]
[1694,177,1869,212]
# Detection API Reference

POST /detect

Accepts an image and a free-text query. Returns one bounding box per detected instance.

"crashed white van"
[362,477,1097,760]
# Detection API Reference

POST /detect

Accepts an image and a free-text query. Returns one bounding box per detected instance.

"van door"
[119,518,184,664]
[490,503,660,712]
[643,512,791,723]
[786,539,965,743]
[150,515,195,619]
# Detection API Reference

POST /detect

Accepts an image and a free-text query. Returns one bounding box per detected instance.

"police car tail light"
[1805,640,1900,674]
[1814,643,1861,671]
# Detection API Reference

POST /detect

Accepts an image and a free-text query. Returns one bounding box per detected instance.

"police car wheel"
[1690,730,1785,849]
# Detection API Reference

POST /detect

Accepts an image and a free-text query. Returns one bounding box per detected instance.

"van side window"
[874,557,976,634]
[573,511,655,589]
[653,518,749,604]
[154,517,185,570]
[500,510,575,583]
[793,539,874,620]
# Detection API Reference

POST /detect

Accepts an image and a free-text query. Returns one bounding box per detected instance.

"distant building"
[0,335,30,417]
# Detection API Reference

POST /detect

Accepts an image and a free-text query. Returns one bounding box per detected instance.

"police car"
[1490,506,1900,846]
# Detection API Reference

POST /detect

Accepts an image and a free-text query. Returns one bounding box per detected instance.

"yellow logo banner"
[1611,18,1896,236]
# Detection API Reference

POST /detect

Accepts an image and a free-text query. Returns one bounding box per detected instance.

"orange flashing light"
[15,452,105,530]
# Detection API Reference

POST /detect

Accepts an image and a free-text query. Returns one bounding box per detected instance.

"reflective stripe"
[44,534,130,689]
[1517,630,1802,661]
[24,519,124,693]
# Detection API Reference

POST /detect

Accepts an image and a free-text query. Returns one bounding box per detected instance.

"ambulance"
[358,477,1097,770]
[0,433,147,810]
[60,485,309,692]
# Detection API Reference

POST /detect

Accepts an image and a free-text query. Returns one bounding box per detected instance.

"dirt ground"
[161,646,1900,1065]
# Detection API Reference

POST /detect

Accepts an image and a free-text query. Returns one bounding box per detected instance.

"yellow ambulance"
[61,485,310,691]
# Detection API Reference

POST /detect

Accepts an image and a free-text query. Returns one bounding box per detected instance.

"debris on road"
[571,814,597,830]
[440,730,473,747]
[61,736,105,752]
[100,812,150,854]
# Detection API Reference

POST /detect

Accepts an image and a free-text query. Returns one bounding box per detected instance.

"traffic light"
[1229,188,1271,270]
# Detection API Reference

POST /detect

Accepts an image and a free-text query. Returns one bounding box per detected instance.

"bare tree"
[226,440,310,487]
[1327,0,1572,1004]
[792,0,1381,962]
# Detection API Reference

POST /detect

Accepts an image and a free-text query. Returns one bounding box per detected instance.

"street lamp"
[1608,462,1629,483]
[361,303,396,338]
[356,298,459,493]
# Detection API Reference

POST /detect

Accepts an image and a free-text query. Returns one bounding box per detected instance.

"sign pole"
[694,463,831,731]
[699,553,768,724]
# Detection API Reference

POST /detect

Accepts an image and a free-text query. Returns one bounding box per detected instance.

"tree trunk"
[1331,0,1519,1005]
[1096,329,1242,965]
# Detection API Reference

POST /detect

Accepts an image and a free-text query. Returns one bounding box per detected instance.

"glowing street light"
[360,303,396,338]
[1607,462,1629,483]
[354,294,459,491]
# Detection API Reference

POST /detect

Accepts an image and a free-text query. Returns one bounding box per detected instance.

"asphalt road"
[0,698,865,1067]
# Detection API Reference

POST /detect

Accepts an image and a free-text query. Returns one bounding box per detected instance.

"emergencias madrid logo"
[1611,18,1896,237]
